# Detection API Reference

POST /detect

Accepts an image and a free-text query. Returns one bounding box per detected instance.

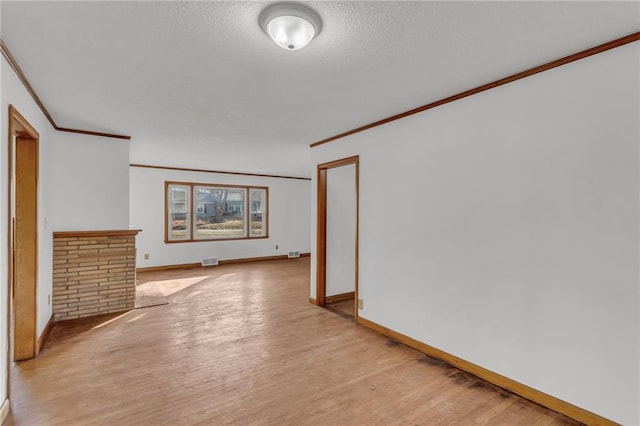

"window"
[167,184,190,241]
[165,182,268,243]
[250,188,267,237]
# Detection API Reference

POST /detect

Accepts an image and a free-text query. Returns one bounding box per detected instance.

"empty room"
[0,1,639,425]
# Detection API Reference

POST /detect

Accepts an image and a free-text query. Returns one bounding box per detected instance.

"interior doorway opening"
[316,156,359,321]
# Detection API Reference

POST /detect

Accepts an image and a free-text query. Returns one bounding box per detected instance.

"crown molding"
[0,39,131,141]
[311,31,640,148]
[130,163,311,181]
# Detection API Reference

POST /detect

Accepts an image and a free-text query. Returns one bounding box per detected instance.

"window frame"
[164,181,269,243]
[166,183,191,241]
[249,187,268,238]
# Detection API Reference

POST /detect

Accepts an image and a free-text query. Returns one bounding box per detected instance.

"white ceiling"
[1,1,639,177]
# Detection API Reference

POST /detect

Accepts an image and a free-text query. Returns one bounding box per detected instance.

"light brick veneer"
[52,230,140,321]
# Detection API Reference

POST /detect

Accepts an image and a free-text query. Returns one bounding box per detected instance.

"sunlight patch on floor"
[91,312,131,329]
[136,276,210,297]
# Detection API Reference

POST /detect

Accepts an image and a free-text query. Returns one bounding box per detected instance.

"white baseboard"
[0,398,10,424]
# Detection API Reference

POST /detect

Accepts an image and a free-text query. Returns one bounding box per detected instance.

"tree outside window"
[165,182,268,243]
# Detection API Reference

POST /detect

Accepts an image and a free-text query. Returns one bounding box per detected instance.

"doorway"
[316,156,359,321]
[7,106,39,398]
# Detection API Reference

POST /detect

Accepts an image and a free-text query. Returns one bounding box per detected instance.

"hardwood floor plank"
[4,258,582,425]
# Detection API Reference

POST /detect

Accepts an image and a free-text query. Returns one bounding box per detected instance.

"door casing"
[6,105,40,400]
[316,155,359,321]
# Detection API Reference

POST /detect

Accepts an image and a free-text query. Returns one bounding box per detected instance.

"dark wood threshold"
[325,291,355,303]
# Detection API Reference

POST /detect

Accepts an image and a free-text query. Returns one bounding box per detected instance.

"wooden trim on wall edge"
[36,315,54,355]
[356,316,618,426]
[0,398,9,425]
[325,291,355,304]
[53,229,141,238]
[137,253,310,273]
[309,297,316,305]
[0,39,131,141]
[55,127,130,141]
[310,31,640,148]
[131,163,311,181]
[9,105,40,138]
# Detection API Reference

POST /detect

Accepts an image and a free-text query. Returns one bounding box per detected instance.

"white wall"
[326,164,356,297]
[50,132,129,231]
[1,51,131,407]
[310,43,640,425]
[130,166,310,267]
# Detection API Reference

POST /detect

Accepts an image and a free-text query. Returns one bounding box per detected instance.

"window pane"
[194,186,246,239]
[168,185,190,240]
[250,188,267,237]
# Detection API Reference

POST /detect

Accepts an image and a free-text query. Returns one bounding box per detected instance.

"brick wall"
[52,230,140,321]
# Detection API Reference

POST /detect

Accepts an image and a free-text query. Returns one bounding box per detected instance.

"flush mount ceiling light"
[259,3,322,51]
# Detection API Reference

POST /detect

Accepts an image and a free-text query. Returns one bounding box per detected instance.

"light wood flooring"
[4,258,581,425]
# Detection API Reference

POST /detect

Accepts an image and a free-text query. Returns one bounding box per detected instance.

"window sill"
[164,236,269,244]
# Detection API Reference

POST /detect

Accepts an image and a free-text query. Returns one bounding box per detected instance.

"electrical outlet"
[358,299,363,310]
[275,245,279,250]
[48,294,51,305]
[144,253,150,260]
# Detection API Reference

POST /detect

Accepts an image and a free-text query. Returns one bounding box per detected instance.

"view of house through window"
[168,184,191,240]
[250,188,266,237]
[166,182,268,242]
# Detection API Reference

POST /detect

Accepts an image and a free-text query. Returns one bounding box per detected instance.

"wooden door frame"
[316,155,359,321]
[7,105,39,397]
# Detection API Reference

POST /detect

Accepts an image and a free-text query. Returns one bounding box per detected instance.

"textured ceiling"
[1,1,639,176]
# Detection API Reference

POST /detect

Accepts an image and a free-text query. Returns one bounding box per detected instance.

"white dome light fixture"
[259,3,322,51]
